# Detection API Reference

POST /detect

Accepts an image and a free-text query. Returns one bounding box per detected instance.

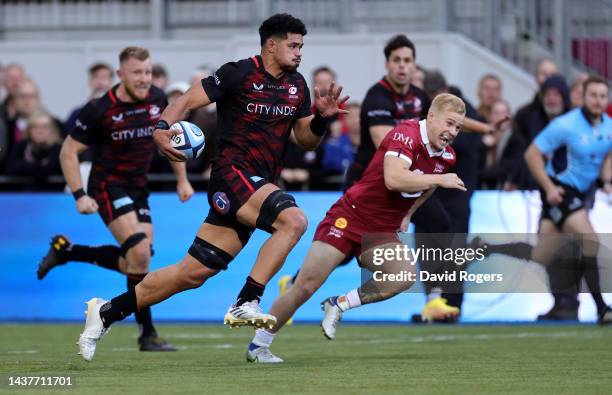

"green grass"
[1,323,611,394]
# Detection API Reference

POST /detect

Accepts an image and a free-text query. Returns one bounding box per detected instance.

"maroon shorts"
[313,201,401,258]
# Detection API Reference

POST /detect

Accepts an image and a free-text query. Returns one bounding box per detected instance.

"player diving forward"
[247,93,467,363]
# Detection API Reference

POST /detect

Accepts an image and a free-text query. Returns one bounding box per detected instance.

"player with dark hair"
[76,13,348,361]
[475,76,612,324]
[38,47,194,351]
[246,93,467,363]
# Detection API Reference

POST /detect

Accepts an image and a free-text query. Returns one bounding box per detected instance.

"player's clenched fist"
[438,173,466,191]
[76,195,99,214]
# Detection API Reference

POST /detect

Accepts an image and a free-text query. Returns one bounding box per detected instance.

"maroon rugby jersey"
[70,84,167,188]
[341,119,456,232]
[348,78,430,184]
[202,55,312,181]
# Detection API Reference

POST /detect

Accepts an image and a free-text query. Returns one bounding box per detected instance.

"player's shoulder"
[148,85,167,101]
[79,93,111,120]
[409,84,428,99]
[363,80,394,108]
[383,120,420,145]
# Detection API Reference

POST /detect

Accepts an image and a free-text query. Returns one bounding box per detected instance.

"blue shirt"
[534,108,612,193]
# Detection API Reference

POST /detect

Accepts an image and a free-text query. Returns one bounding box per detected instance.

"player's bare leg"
[78,222,243,360]
[224,184,307,329]
[562,209,611,324]
[320,242,417,339]
[246,241,345,363]
[237,184,308,284]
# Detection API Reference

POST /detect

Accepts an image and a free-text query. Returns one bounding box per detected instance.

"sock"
[236,276,265,306]
[99,288,137,328]
[427,287,442,302]
[485,242,533,260]
[336,289,362,311]
[251,328,276,348]
[580,256,607,314]
[127,274,156,337]
[64,244,121,273]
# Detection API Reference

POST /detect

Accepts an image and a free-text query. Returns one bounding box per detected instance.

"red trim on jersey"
[251,56,260,69]
[108,88,117,104]
[101,183,113,221]
[232,165,256,193]
[378,78,393,92]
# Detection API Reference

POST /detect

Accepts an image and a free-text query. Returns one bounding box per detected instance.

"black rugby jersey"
[70,84,167,188]
[202,55,312,181]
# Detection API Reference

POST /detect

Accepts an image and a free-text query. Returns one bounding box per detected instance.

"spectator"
[504,74,571,190]
[165,81,190,103]
[294,66,343,190]
[476,73,502,122]
[5,110,62,188]
[64,62,114,133]
[152,63,168,90]
[321,115,354,177]
[479,100,513,189]
[0,63,26,124]
[7,79,63,150]
[411,64,426,90]
[569,73,589,109]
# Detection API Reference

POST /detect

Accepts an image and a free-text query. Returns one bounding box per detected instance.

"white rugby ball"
[169,121,206,160]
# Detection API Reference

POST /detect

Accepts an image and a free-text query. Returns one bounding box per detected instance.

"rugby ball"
[169,121,205,160]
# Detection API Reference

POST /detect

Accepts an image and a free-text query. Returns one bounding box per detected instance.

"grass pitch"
[1,323,611,394]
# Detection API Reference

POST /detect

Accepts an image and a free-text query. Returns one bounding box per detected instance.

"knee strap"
[120,232,147,257]
[188,237,233,271]
[256,190,297,233]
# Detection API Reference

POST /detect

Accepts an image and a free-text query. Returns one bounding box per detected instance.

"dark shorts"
[204,165,269,245]
[540,178,586,229]
[88,183,151,225]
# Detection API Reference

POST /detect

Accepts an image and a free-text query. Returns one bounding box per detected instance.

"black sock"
[127,274,156,337]
[63,244,121,273]
[236,276,265,306]
[580,256,607,314]
[99,288,137,328]
[485,242,533,260]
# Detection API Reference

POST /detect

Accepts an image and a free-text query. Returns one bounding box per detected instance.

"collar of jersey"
[419,119,444,157]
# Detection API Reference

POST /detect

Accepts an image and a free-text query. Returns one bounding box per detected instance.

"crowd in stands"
[0,57,610,192]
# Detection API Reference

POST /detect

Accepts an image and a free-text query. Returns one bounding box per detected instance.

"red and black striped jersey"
[202,55,312,182]
[70,84,167,188]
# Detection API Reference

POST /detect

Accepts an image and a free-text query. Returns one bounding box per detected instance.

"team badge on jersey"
[334,217,348,229]
[213,192,230,214]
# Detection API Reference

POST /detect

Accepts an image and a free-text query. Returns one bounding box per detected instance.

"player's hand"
[76,195,98,214]
[492,115,510,132]
[153,128,186,162]
[438,173,466,191]
[177,180,194,202]
[400,215,411,233]
[545,185,565,205]
[314,81,350,118]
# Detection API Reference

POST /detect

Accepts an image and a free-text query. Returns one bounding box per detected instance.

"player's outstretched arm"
[169,161,194,202]
[383,155,466,193]
[293,81,350,150]
[154,80,212,162]
[59,136,98,214]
